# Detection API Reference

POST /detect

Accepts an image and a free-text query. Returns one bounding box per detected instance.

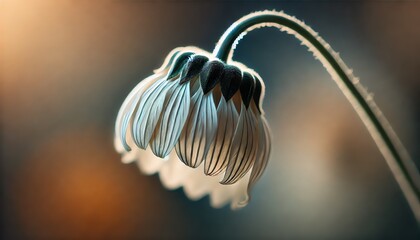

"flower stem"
[213,10,420,223]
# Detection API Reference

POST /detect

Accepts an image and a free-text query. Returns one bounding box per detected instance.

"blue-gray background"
[2,1,419,239]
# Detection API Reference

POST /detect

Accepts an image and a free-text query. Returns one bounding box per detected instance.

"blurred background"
[2,0,420,239]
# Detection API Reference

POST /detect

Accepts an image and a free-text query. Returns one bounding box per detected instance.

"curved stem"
[213,10,420,223]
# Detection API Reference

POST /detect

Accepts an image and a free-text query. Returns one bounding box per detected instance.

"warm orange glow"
[12,128,189,239]
[2,1,419,238]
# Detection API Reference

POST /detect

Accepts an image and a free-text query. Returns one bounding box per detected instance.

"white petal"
[114,73,162,152]
[210,170,251,209]
[209,178,236,208]
[132,78,177,149]
[120,120,138,164]
[151,80,190,158]
[182,164,219,200]
[221,103,259,184]
[158,150,252,208]
[159,151,190,190]
[175,88,218,168]
[121,149,138,164]
[159,151,219,200]
[135,147,166,175]
[230,170,252,209]
[204,97,239,176]
[248,115,271,192]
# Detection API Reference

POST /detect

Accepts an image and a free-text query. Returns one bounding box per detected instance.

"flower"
[114,46,271,209]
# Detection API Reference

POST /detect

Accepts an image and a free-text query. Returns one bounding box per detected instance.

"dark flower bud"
[240,72,256,108]
[200,60,225,94]
[220,65,242,100]
[167,51,194,80]
[180,55,209,84]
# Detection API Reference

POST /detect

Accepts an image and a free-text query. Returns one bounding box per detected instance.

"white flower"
[114,46,271,209]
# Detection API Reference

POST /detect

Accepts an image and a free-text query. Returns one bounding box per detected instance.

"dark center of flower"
[165,51,264,111]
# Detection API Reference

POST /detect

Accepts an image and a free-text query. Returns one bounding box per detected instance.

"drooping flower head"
[114,46,271,209]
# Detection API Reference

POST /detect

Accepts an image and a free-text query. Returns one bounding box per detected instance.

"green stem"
[213,10,420,223]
